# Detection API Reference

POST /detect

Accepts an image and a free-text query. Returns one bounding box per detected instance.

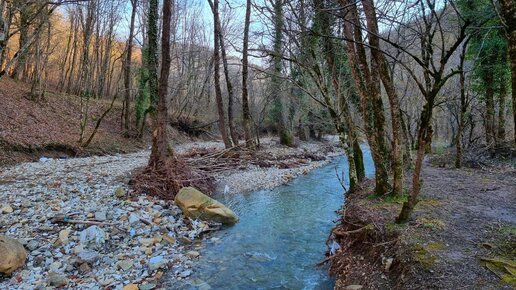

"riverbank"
[0,137,341,289]
[328,157,516,289]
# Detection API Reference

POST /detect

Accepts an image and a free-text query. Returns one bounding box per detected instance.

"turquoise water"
[171,148,374,289]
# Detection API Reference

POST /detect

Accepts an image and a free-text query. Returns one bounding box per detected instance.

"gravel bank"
[0,137,341,289]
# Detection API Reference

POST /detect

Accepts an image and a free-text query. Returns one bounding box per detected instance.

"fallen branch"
[332,224,373,236]
[316,254,337,266]
[51,217,119,226]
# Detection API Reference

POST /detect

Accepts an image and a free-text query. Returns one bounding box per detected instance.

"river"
[170,147,374,289]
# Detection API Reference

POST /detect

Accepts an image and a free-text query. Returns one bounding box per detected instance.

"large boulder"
[175,187,238,225]
[0,235,27,274]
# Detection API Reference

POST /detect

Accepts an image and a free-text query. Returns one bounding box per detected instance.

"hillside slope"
[0,78,144,165]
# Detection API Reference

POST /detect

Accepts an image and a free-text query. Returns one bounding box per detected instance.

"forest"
[0,0,515,289]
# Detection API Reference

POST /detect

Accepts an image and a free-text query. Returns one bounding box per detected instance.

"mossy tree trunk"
[148,0,174,167]
[362,0,404,196]
[272,0,293,146]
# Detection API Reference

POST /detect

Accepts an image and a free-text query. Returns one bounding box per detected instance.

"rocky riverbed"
[0,137,341,289]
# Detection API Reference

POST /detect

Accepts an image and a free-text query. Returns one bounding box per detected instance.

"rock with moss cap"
[0,235,27,274]
[175,187,238,225]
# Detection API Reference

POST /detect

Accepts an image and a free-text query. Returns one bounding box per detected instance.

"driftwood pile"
[182,145,328,174]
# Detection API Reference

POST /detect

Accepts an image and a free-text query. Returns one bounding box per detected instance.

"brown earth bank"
[328,153,516,290]
[0,78,149,166]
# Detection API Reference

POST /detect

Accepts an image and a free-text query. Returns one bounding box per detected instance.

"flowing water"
[171,148,374,290]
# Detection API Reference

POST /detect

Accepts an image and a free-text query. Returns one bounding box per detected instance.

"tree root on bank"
[130,157,215,199]
[324,180,405,289]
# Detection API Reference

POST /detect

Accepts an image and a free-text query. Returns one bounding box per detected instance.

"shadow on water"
[170,147,374,290]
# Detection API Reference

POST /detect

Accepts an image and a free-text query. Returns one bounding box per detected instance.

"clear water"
[171,148,374,290]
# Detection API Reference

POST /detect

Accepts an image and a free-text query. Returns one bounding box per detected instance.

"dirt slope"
[0,78,144,165]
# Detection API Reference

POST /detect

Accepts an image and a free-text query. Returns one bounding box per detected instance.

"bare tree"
[123,0,138,134]
[241,0,255,148]
[210,0,232,148]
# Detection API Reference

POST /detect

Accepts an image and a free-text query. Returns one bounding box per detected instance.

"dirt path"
[331,160,515,290]
[405,163,516,289]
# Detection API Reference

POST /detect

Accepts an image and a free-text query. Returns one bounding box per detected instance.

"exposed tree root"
[326,180,405,289]
[130,157,215,200]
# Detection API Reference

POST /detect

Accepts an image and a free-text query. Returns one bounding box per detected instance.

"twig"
[373,239,398,247]
[316,254,337,266]
[332,224,372,236]
[52,218,119,226]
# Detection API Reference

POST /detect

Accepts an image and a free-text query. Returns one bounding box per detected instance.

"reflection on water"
[170,148,374,290]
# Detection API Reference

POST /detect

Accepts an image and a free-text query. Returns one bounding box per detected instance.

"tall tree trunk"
[316,0,358,191]
[341,0,390,195]
[272,0,293,146]
[78,1,97,145]
[400,109,412,166]
[362,0,403,196]
[59,12,74,91]
[456,41,468,168]
[0,0,9,67]
[352,139,365,181]
[209,0,238,145]
[497,75,507,141]
[123,0,137,133]
[147,0,159,128]
[66,12,79,93]
[149,0,173,167]
[241,0,255,148]
[484,69,496,145]
[12,4,29,80]
[211,0,232,148]
[397,102,433,223]
[499,0,516,145]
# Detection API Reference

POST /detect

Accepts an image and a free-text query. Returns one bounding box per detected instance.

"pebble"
[47,272,69,287]
[117,260,134,271]
[139,283,156,290]
[115,187,126,198]
[1,204,13,214]
[123,284,139,290]
[26,240,39,251]
[148,256,166,271]
[186,251,200,258]
[95,211,107,221]
[56,228,71,246]
[79,226,106,248]
[179,269,192,278]
[77,250,100,264]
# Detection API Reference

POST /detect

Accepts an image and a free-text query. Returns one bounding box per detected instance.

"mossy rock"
[0,235,27,274]
[175,187,238,225]
[413,243,438,269]
[481,257,516,287]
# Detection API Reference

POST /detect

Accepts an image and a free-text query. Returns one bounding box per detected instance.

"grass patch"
[385,222,407,233]
[367,192,409,204]
[413,243,439,269]
[417,197,441,207]
[480,223,516,287]
[416,217,446,230]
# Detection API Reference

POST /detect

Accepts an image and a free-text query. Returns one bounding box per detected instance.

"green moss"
[417,217,446,230]
[417,198,441,207]
[413,243,438,269]
[426,242,446,251]
[481,257,516,287]
[385,222,406,233]
[432,143,446,155]
[479,223,516,286]
[367,192,409,204]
